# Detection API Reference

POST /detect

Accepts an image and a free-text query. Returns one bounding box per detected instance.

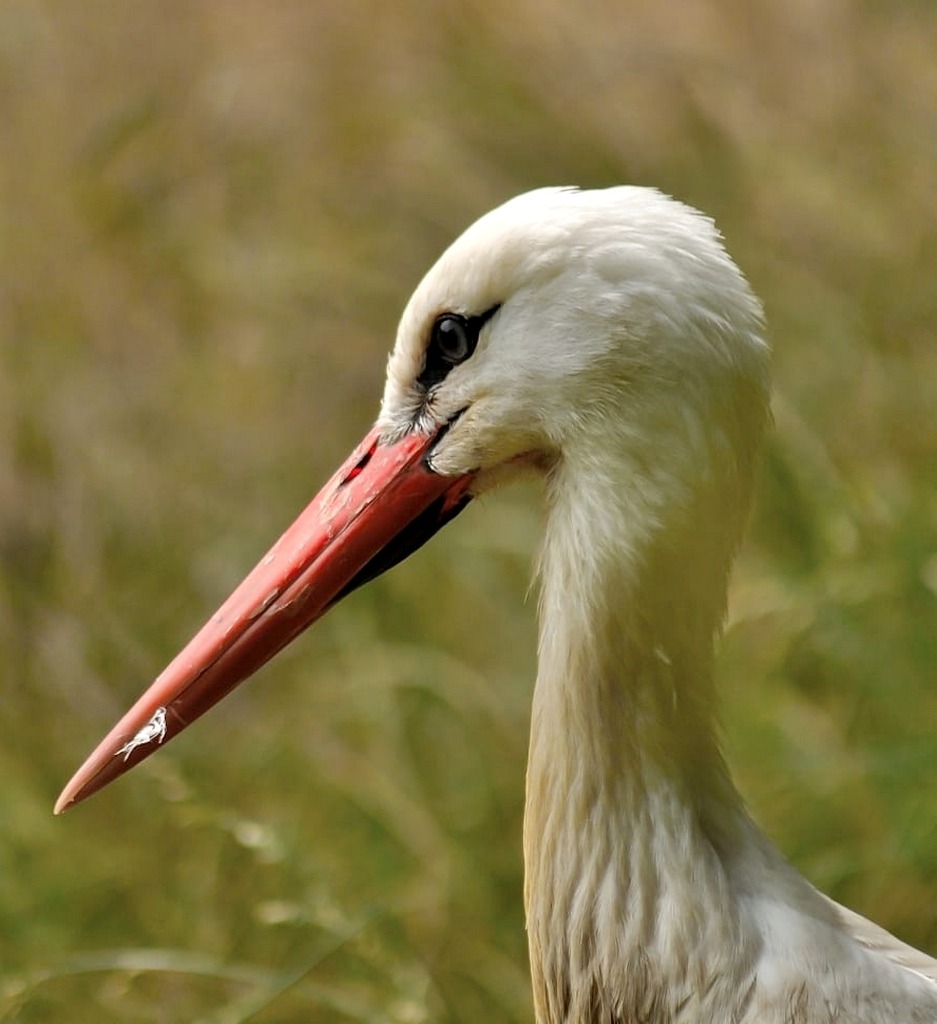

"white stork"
[56,187,937,1023]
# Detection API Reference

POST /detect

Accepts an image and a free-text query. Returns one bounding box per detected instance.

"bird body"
[57,187,937,1022]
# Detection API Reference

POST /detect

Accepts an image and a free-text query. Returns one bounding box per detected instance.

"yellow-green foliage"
[0,2,935,1021]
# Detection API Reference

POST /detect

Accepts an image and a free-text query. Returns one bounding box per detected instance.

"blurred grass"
[1,0,935,1020]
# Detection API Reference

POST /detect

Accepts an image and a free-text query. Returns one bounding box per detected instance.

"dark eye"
[416,304,500,392]
[433,315,473,363]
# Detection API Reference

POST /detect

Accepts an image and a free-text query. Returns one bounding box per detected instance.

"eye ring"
[432,315,473,364]
[416,303,500,392]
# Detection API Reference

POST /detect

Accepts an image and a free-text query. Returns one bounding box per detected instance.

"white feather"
[379,187,937,1023]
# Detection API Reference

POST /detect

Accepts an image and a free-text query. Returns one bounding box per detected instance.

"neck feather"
[524,448,762,1023]
[523,439,937,1022]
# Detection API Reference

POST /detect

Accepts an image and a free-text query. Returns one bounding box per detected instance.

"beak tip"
[53,791,73,816]
[54,769,93,813]
[54,758,107,816]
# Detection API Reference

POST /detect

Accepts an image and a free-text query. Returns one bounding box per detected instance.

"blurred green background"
[1,1,935,1021]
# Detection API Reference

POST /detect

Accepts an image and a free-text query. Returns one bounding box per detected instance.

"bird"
[56,187,937,1023]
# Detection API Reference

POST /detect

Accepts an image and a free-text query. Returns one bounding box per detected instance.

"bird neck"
[524,450,762,1024]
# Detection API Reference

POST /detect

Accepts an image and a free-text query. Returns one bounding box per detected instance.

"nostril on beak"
[339,440,377,487]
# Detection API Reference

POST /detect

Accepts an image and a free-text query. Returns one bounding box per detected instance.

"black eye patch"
[416,304,500,391]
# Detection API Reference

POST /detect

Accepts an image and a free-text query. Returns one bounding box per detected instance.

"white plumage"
[57,186,937,1023]
[380,187,937,1023]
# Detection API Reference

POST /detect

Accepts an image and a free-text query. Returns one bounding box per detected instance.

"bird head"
[55,187,769,812]
[382,187,768,503]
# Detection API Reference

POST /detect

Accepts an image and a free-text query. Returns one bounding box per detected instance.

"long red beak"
[55,424,474,813]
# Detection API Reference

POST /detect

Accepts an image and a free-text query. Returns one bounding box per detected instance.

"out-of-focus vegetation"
[1,1,935,1020]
